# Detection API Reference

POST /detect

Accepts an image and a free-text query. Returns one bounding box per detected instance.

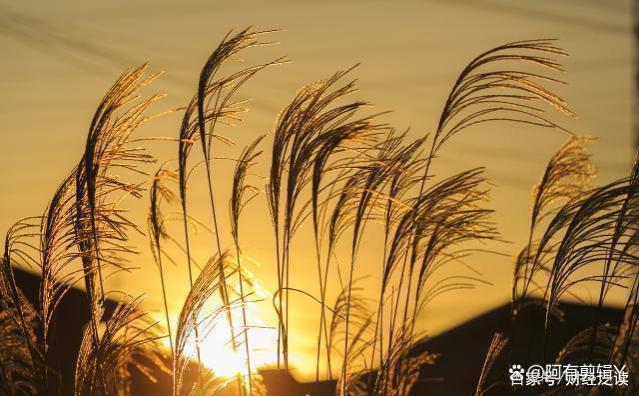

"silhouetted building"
[413,300,623,395]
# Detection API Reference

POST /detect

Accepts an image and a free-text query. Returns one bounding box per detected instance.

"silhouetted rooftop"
[12,268,625,396]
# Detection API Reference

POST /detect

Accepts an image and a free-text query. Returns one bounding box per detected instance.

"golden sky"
[0,0,634,381]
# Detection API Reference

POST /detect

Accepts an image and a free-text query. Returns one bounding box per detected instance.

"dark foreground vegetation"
[1,28,638,396]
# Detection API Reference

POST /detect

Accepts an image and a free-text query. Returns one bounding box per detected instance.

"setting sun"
[197,318,278,378]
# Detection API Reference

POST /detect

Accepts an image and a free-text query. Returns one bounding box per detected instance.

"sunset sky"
[0,0,634,381]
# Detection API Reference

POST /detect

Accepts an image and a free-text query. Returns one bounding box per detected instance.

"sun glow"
[196,318,278,378]
[157,310,279,379]
[157,278,280,380]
